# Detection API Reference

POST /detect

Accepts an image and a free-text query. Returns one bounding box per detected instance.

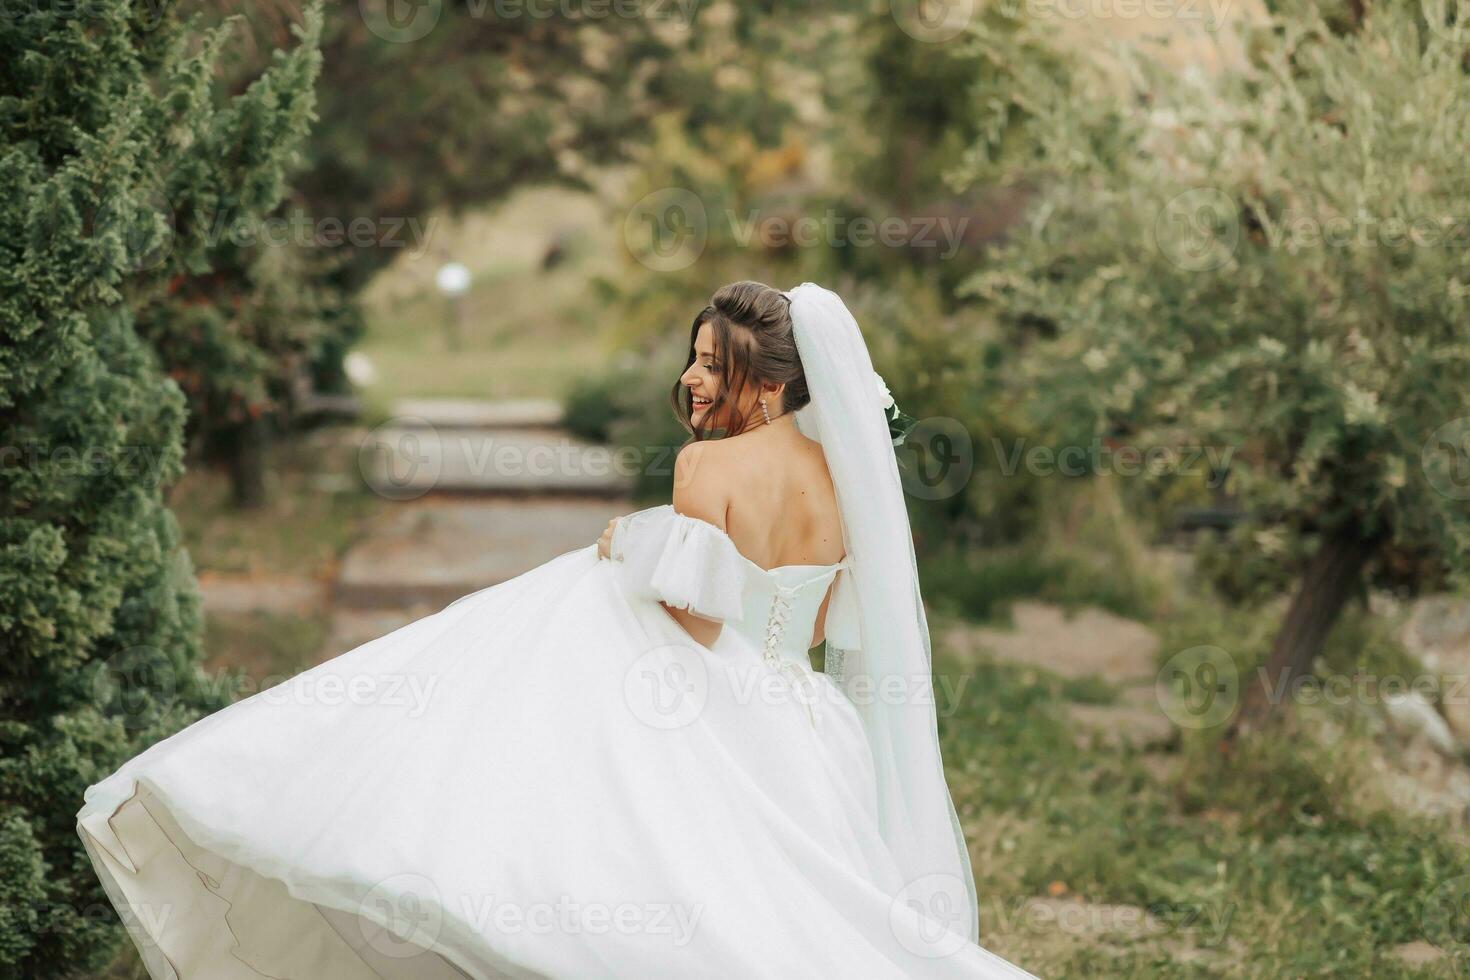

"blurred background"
[3,0,1470,976]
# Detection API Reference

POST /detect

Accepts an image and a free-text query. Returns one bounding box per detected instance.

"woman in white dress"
[77,281,1039,979]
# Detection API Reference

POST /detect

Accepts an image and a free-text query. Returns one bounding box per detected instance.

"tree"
[0,2,322,974]
[959,0,1470,737]
[276,0,779,377]
[142,0,824,503]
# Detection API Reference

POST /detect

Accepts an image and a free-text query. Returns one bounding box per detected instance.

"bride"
[77,281,1039,979]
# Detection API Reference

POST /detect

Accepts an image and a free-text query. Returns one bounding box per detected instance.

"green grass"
[170,434,388,577]
[922,542,1162,625]
[923,474,1468,976]
[356,260,612,413]
[203,610,331,681]
[935,624,1468,978]
[353,185,623,414]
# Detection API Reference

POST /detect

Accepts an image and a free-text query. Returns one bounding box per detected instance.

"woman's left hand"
[596,518,618,560]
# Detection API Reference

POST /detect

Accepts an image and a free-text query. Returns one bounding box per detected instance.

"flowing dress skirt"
[77,546,1037,979]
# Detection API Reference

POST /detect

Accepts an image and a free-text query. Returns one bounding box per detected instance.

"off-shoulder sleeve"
[823,566,862,684]
[608,505,747,623]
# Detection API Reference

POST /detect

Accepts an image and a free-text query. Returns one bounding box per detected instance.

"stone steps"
[333,497,629,610]
[359,420,637,499]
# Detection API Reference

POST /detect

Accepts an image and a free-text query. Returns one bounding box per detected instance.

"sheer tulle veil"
[783,282,979,943]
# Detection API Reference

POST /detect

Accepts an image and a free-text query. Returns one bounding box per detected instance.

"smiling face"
[673,282,806,440]
[679,320,726,430]
[679,319,772,435]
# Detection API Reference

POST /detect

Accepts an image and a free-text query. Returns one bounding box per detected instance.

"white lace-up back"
[607,504,860,678]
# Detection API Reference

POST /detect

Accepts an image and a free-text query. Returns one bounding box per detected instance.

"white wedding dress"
[77,503,1037,979]
[79,281,1038,979]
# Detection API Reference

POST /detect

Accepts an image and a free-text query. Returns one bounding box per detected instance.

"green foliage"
[0,2,320,973]
[940,644,1469,975]
[960,3,1470,605]
[132,6,329,504]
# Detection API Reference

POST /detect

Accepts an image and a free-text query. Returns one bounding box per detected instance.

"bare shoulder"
[671,440,733,528]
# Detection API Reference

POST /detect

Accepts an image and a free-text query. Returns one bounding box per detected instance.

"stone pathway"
[360,412,634,498]
[199,398,636,666]
[198,574,327,616]
[334,497,626,610]
[329,399,633,659]
[1400,595,1470,749]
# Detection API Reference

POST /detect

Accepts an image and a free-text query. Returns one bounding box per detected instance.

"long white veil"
[784,282,979,944]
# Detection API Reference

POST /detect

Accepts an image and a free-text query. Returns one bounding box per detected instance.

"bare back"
[715,430,846,571]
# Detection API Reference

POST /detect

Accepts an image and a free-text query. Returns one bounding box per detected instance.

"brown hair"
[671,280,811,441]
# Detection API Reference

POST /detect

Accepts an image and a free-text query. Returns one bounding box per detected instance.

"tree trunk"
[1222,524,1375,744]
[226,415,269,510]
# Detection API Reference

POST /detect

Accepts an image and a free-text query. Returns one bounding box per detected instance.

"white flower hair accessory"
[873,371,917,447]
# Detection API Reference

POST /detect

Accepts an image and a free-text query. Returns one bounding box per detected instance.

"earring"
[760,399,772,424]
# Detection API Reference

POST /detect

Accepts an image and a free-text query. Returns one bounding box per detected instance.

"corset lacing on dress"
[763,582,823,729]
